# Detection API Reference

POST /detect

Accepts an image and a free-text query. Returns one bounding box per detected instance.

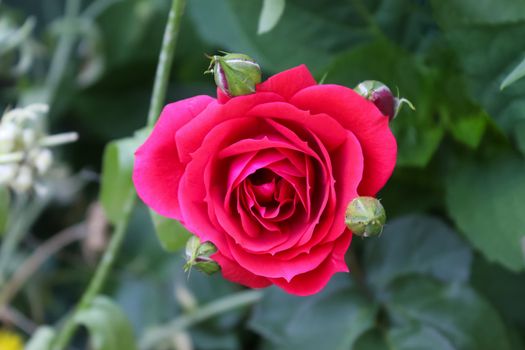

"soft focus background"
[1,0,525,349]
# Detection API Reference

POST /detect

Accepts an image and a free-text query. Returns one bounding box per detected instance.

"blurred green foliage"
[1,0,525,349]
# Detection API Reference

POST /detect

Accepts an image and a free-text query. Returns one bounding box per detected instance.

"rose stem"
[51,0,187,348]
[140,290,263,349]
[147,0,187,128]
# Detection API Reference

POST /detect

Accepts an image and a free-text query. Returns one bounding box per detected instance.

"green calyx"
[184,235,220,275]
[355,80,388,99]
[345,196,386,237]
[206,52,262,97]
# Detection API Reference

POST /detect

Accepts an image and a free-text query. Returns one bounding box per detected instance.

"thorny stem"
[51,0,187,348]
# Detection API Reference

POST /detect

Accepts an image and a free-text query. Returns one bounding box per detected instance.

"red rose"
[133,65,396,296]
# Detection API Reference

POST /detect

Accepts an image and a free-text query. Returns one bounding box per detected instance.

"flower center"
[247,169,279,205]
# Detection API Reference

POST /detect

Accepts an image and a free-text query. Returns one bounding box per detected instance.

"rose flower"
[133,65,396,296]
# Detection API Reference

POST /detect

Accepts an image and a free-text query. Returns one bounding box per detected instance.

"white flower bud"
[25,104,49,117]
[12,165,33,193]
[0,164,18,185]
[33,149,53,175]
[22,129,37,148]
[0,122,19,153]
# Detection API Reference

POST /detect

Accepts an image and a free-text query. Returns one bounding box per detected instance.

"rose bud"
[206,52,262,97]
[345,196,386,237]
[184,235,220,275]
[355,80,414,120]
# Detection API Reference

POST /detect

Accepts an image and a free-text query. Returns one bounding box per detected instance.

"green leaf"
[446,154,525,271]
[431,0,525,140]
[25,326,56,350]
[249,278,377,350]
[501,55,525,89]
[447,111,488,149]
[74,296,138,350]
[515,119,525,155]
[431,0,525,26]
[387,324,455,350]
[325,40,444,167]
[354,330,389,350]
[385,276,513,350]
[364,215,472,290]
[99,137,136,224]
[188,0,372,74]
[150,210,191,252]
[471,256,525,330]
[257,0,286,34]
[100,135,141,224]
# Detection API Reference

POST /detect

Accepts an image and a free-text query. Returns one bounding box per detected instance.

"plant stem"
[51,197,134,350]
[0,223,85,308]
[146,0,187,127]
[0,194,47,287]
[51,0,187,348]
[44,0,81,105]
[0,306,37,334]
[140,290,263,350]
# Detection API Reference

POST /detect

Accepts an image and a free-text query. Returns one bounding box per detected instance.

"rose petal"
[274,130,363,258]
[212,251,271,288]
[256,65,317,101]
[291,84,397,196]
[248,102,349,152]
[133,95,214,220]
[178,117,262,253]
[219,136,313,159]
[270,230,352,296]
[216,87,230,104]
[228,239,333,282]
[176,92,282,163]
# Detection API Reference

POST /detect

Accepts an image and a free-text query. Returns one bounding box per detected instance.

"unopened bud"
[22,129,37,147]
[12,165,33,193]
[345,196,386,237]
[206,53,261,97]
[184,235,220,275]
[32,149,53,175]
[355,80,414,120]
[24,103,49,119]
[0,123,19,153]
[0,164,17,185]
